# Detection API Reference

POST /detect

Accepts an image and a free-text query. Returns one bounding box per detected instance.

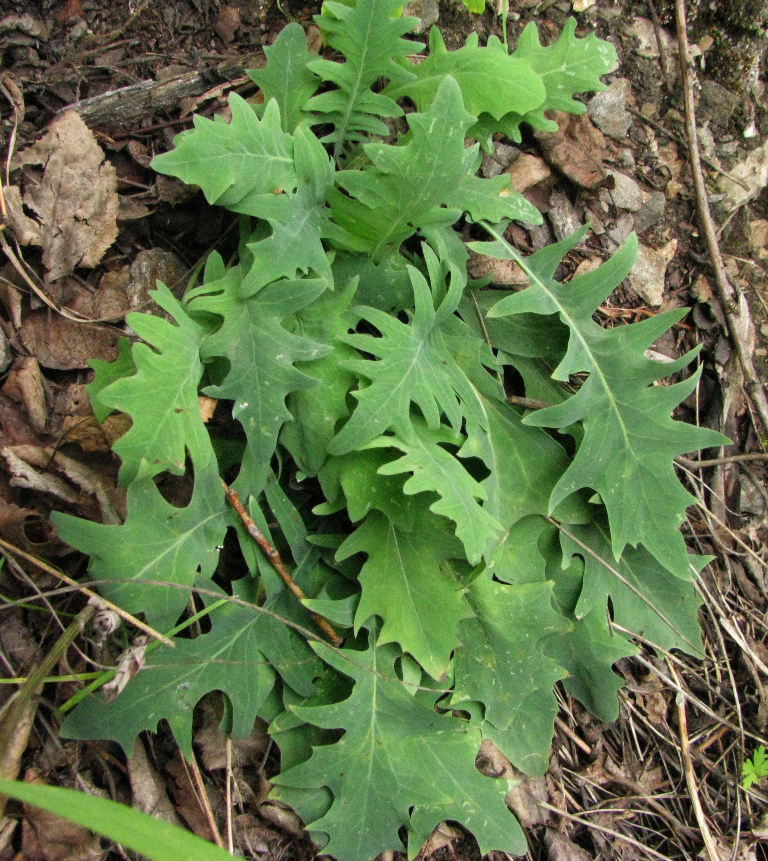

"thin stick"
[222,480,343,647]
[677,452,768,468]
[646,0,674,90]
[187,750,225,849]
[675,0,768,433]
[668,662,722,861]
[539,802,675,861]
[0,537,174,648]
[225,738,234,854]
[555,715,593,756]
[506,394,552,411]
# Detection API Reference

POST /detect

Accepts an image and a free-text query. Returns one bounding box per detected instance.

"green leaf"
[451,575,569,774]
[329,76,540,259]
[281,281,359,475]
[543,549,635,722]
[188,266,330,491]
[475,19,618,143]
[338,508,470,679]
[318,447,418,526]
[94,284,210,485]
[368,419,504,565]
[479,226,729,576]
[87,337,135,423]
[61,593,277,759]
[307,0,418,154]
[248,23,321,132]
[386,27,545,121]
[329,247,486,455]
[273,635,524,861]
[512,18,617,121]
[233,126,335,293]
[743,745,768,789]
[151,96,295,207]
[0,779,234,861]
[559,521,705,656]
[52,451,227,632]
[460,288,569,360]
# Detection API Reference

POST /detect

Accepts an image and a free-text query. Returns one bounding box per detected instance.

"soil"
[0,0,767,860]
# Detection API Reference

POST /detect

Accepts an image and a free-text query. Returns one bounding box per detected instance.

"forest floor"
[0,0,767,859]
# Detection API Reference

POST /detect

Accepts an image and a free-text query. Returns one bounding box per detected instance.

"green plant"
[50,3,727,859]
[743,745,768,789]
[0,778,233,860]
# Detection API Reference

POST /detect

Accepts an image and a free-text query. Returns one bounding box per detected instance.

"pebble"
[587,78,632,140]
[0,327,10,374]
[626,240,677,306]
[633,189,666,233]
[403,0,439,33]
[481,142,520,178]
[603,170,643,211]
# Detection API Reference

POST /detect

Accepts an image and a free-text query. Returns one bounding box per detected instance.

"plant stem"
[222,480,343,647]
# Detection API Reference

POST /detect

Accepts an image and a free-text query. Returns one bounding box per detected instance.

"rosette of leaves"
[52,4,727,859]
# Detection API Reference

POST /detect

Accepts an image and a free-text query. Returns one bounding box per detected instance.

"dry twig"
[668,662,722,861]
[222,480,343,647]
[674,0,768,433]
[0,537,174,647]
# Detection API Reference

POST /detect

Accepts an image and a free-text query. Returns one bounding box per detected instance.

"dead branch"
[674,0,768,434]
[222,480,343,648]
[58,52,265,129]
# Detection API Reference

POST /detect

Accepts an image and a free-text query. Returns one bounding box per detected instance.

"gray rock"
[403,0,439,33]
[626,240,677,306]
[607,213,635,245]
[587,78,632,139]
[604,170,643,211]
[481,142,520,178]
[0,326,10,374]
[699,79,740,125]
[548,191,582,241]
[633,189,666,233]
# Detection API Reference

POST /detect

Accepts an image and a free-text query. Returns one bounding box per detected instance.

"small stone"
[504,153,552,193]
[626,239,677,306]
[607,213,635,244]
[481,142,520,178]
[587,78,632,140]
[740,482,766,517]
[604,171,643,211]
[548,190,582,241]
[666,180,683,198]
[699,79,740,125]
[0,327,10,374]
[749,218,768,252]
[633,189,666,233]
[403,0,439,33]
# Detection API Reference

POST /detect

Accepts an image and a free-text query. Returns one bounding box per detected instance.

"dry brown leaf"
[7,111,118,282]
[215,4,241,43]
[60,413,131,453]
[127,737,182,827]
[18,312,120,370]
[20,771,102,861]
[6,358,48,433]
[102,638,147,702]
[195,699,269,771]
[165,753,217,841]
[0,496,60,557]
[545,827,594,861]
[1,444,121,523]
